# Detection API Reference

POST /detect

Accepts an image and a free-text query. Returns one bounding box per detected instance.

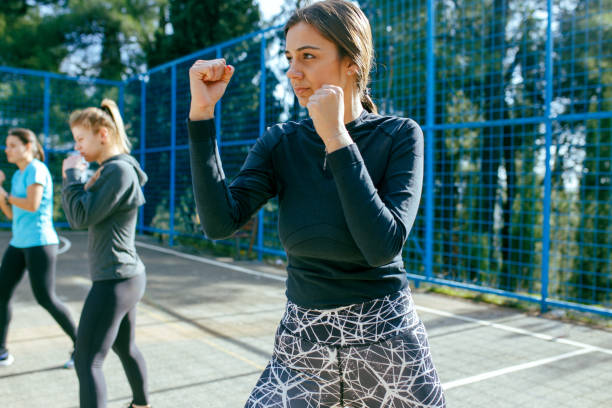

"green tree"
[0,1,68,72]
[146,0,260,68]
[1,1,167,79]
[60,0,168,79]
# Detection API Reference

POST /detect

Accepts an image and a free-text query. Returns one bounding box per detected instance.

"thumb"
[221,65,235,83]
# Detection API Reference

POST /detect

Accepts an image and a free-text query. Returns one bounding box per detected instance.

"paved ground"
[0,231,610,407]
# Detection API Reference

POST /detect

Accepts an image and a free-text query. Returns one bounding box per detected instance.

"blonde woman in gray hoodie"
[62,99,151,408]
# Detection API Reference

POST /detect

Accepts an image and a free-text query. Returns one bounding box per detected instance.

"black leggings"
[0,244,77,351]
[75,274,148,408]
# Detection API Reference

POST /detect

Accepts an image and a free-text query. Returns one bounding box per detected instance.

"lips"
[293,87,310,96]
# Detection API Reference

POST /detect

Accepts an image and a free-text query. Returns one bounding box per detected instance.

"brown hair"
[284,0,378,113]
[69,98,131,154]
[7,128,45,162]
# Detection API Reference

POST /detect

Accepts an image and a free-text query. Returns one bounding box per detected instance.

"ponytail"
[7,128,45,162]
[361,92,378,114]
[100,99,130,154]
[32,138,45,162]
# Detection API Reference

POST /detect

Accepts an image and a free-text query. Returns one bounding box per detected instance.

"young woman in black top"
[187,1,446,406]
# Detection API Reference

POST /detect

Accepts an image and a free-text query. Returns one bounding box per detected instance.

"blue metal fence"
[1,0,610,317]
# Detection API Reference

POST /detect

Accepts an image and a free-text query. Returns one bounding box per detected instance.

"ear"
[98,127,109,144]
[343,57,358,76]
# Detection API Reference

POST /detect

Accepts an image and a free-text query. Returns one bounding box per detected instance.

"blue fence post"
[541,0,554,313]
[169,66,177,246]
[257,34,267,261]
[139,77,147,234]
[118,82,125,116]
[43,76,50,164]
[424,0,436,282]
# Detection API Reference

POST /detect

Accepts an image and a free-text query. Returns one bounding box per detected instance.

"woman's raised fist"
[189,59,235,121]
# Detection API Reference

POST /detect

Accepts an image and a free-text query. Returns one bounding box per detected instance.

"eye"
[303,53,314,59]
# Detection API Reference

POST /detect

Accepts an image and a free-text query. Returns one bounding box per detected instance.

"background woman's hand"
[189,59,234,121]
[306,85,352,152]
[84,166,103,190]
[62,155,87,178]
[0,170,5,185]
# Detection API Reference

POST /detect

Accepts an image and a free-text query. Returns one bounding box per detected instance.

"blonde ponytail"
[100,99,131,154]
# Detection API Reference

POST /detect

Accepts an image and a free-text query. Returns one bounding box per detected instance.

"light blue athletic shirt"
[10,159,59,248]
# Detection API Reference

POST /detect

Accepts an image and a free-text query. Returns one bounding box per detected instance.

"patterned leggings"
[246,290,446,408]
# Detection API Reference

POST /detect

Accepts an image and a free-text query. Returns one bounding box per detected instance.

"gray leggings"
[246,291,446,408]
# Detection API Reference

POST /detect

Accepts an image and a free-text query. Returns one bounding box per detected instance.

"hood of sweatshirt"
[101,154,148,187]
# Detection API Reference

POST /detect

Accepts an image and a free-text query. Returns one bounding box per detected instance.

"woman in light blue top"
[0,128,77,367]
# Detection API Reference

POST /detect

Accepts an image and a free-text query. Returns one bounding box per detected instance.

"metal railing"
[1,0,610,316]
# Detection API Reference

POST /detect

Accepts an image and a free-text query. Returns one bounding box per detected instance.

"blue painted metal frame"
[169,66,177,246]
[257,34,267,262]
[139,78,147,234]
[540,0,554,313]
[3,4,612,317]
[0,65,123,86]
[425,0,435,282]
[43,76,51,164]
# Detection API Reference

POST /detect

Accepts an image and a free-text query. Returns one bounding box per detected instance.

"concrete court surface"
[0,230,610,408]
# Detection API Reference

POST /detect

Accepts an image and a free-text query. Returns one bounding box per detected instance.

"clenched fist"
[189,59,235,121]
[62,154,87,178]
[306,85,353,153]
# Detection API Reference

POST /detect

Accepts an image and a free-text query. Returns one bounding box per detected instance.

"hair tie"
[101,105,113,116]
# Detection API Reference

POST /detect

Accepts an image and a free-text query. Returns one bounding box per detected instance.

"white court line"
[58,235,72,254]
[416,305,612,355]
[135,241,286,282]
[442,348,595,390]
[135,240,611,389]
[135,240,612,355]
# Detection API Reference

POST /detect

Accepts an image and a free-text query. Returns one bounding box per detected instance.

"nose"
[286,62,303,80]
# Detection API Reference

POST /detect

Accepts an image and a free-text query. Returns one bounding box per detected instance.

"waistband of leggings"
[280,290,420,346]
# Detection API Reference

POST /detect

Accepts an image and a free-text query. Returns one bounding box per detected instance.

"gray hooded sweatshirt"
[62,154,148,281]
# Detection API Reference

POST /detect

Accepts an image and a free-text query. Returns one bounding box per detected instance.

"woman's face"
[285,22,355,107]
[71,125,104,163]
[5,135,30,164]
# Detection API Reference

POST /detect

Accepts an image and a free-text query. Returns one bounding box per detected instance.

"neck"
[16,157,33,171]
[343,91,364,124]
[96,148,122,165]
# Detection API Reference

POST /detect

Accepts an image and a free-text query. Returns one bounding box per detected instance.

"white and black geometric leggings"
[246,290,446,407]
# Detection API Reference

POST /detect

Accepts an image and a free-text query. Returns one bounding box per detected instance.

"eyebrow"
[284,45,322,54]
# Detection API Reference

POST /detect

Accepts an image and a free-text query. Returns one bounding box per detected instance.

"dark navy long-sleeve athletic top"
[188,110,423,308]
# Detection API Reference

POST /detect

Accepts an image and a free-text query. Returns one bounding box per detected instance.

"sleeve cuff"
[326,143,364,173]
[63,168,84,186]
[187,119,216,143]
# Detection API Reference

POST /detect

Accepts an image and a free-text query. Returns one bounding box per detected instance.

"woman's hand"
[189,59,235,121]
[306,85,352,153]
[62,155,87,178]
[85,166,103,190]
[0,170,5,185]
